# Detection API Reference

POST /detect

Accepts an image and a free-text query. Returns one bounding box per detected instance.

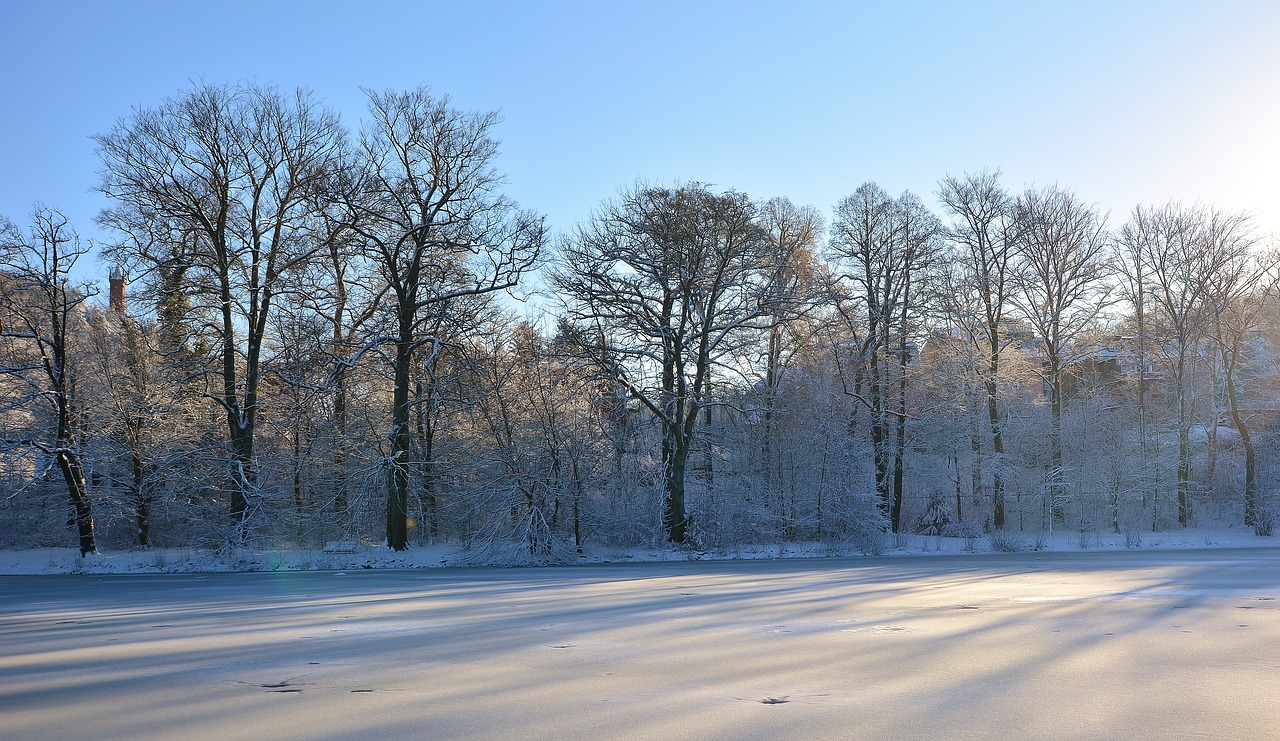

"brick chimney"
[109,266,126,313]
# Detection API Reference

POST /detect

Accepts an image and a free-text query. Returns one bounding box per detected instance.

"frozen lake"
[4,549,1280,740]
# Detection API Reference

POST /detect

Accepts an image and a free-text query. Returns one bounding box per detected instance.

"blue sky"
[3,0,1279,285]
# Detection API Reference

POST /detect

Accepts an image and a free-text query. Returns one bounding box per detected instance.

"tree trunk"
[332,366,348,514]
[868,344,892,524]
[386,336,413,551]
[56,448,96,556]
[891,339,908,533]
[329,239,351,518]
[1049,355,1065,523]
[228,420,254,537]
[1224,353,1258,526]
[985,377,1005,529]
[292,416,307,514]
[1176,352,1193,527]
[1242,424,1258,528]
[572,458,584,552]
[970,429,983,520]
[662,422,691,544]
[1135,286,1152,530]
[132,448,149,547]
[1177,422,1192,527]
[763,325,781,524]
[219,286,262,540]
[415,379,439,542]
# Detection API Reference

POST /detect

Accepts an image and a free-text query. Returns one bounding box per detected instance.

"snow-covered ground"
[4,547,1280,740]
[2,525,1278,574]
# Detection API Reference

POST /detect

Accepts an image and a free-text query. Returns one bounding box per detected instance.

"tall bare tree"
[0,208,97,555]
[938,170,1015,529]
[96,82,346,539]
[283,194,386,528]
[345,87,542,551]
[829,184,939,532]
[86,307,169,547]
[1010,185,1112,523]
[553,183,789,544]
[829,183,898,526]
[1203,247,1278,530]
[755,197,825,531]
[1115,208,1159,522]
[1131,204,1256,526]
[890,192,943,531]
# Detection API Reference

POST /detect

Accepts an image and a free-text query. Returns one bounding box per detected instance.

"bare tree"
[281,194,386,531]
[1203,248,1279,531]
[96,82,346,539]
[755,197,826,533]
[409,293,493,543]
[1010,185,1112,524]
[552,183,787,544]
[828,183,898,526]
[0,208,97,555]
[345,87,542,551]
[85,307,173,547]
[1115,208,1159,524]
[890,192,943,531]
[938,170,1016,529]
[1131,204,1256,526]
[829,184,940,532]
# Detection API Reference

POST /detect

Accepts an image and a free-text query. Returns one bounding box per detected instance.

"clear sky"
[3,0,1280,286]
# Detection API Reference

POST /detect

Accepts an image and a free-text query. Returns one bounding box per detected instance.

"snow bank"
[3,526,1278,575]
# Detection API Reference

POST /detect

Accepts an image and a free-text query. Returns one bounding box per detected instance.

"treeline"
[2,82,1278,560]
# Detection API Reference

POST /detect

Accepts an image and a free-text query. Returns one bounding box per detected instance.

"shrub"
[987,529,1027,552]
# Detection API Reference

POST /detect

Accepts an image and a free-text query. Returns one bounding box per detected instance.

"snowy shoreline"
[5,526,1278,575]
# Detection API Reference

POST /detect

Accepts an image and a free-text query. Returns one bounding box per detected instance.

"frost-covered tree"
[0,208,97,555]
[1010,185,1112,523]
[96,82,346,539]
[343,87,543,550]
[1203,247,1279,530]
[553,183,796,544]
[829,183,941,532]
[937,170,1016,529]
[1125,203,1257,526]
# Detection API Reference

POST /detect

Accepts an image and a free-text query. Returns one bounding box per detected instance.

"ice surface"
[3,547,1280,740]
